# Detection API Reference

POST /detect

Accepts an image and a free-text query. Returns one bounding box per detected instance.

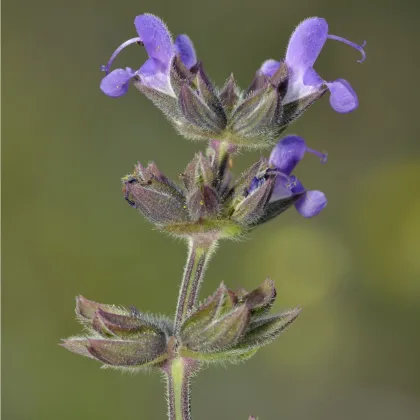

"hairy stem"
[169,238,216,419]
[165,358,195,420]
[174,238,217,332]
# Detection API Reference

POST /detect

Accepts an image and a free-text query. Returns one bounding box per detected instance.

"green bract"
[179,280,300,364]
[62,279,300,369]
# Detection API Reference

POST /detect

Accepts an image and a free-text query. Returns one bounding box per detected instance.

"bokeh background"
[3,0,420,418]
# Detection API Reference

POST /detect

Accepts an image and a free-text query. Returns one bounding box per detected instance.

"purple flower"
[259,17,366,113]
[268,135,327,218]
[99,15,367,148]
[100,14,197,98]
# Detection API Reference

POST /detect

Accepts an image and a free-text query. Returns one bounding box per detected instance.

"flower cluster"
[62,296,172,370]
[100,14,365,148]
[62,279,300,368]
[122,136,327,241]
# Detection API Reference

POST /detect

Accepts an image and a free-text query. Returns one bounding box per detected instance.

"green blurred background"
[3,0,420,418]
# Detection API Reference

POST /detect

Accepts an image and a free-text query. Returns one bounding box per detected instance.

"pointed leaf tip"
[76,296,131,322]
[219,73,240,111]
[60,338,94,359]
[76,296,102,320]
[241,306,301,348]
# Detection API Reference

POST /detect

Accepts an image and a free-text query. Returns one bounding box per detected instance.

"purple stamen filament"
[306,147,328,164]
[100,37,143,74]
[327,34,367,63]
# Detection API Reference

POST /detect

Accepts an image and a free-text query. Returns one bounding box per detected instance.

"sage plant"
[62,13,365,420]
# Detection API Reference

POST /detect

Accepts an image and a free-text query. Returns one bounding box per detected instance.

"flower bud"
[178,84,226,137]
[219,74,240,114]
[181,152,216,190]
[193,64,226,121]
[178,279,300,363]
[230,175,275,226]
[186,185,220,222]
[182,304,250,353]
[62,296,173,369]
[62,336,168,367]
[123,162,189,226]
[91,308,158,338]
[228,84,283,148]
[76,295,122,321]
[239,278,276,315]
[180,283,237,341]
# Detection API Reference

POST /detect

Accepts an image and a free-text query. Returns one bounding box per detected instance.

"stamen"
[284,175,298,190]
[306,147,328,164]
[327,34,366,63]
[100,37,143,74]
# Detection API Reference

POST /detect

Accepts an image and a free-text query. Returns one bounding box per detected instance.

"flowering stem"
[174,238,217,333]
[169,239,216,419]
[165,358,196,420]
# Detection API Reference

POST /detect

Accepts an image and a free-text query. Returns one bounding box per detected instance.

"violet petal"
[285,17,328,70]
[137,57,174,95]
[134,14,173,68]
[100,68,134,98]
[259,59,281,77]
[269,136,307,175]
[271,174,294,202]
[303,67,323,86]
[175,34,197,69]
[326,78,358,113]
[290,178,305,195]
[295,190,327,218]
